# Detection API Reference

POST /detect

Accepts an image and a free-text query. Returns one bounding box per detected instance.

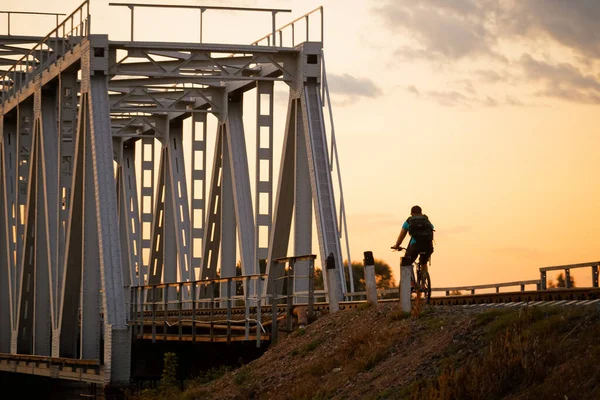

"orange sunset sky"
[4,0,599,289]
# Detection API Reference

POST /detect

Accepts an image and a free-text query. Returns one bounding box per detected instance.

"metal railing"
[0,10,66,36]
[540,261,599,290]
[109,2,291,44]
[0,0,90,102]
[432,280,541,296]
[130,274,268,346]
[251,6,323,47]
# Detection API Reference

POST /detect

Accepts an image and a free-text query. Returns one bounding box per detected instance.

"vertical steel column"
[81,101,101,360]
[42,83,60,358]
[140,136,155,285]
[59,92,87,358]
[294,95,312,303]
[15,98,34,343]
[0,114,17,353]
[592,264,599,288]
[301,80,345,301]
[31,85,58,356]
[0,117,8,352]
[87,38,130,381]
[265,97,295,296]
[255,82,274,267]
[221,123,236,301]
[226,97,256,277]
[190,113,207,281]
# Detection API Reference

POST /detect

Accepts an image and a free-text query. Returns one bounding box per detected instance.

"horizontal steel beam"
[109,3,291,13]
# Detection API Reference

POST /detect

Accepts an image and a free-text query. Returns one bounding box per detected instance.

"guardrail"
[270,254,316,341]
[0,0,90,103]
[109,2,291,44]
[540,261,599,290]
[251,6,323,47]
[345,279,541,300]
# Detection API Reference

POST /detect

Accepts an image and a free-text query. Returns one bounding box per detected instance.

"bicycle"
[391,246,432,304]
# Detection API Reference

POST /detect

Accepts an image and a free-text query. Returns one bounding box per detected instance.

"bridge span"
[0,1,598,392]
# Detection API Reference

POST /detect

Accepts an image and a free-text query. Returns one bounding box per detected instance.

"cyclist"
[391,205,434,275]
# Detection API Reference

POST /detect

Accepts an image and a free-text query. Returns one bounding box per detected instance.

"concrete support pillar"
[363,251,377,305]
[326,253,339,313]
[399,261,411,313]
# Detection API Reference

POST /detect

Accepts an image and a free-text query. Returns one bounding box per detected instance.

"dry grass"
[407,307,600,400]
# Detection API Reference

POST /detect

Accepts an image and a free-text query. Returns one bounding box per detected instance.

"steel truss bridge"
[0,1,598,390]
[0,1,353,386]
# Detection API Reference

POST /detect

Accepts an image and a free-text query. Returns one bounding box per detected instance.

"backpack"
[407,215,433,243]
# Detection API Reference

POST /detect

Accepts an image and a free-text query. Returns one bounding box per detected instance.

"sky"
[3,0,599,289]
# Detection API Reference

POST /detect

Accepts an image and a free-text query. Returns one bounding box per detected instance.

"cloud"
[372,0,600,105]
[505,0,600,59]
[326,73,382,104]
[405,86,506,108]
[373,0,495,61]
[520,54,600,103]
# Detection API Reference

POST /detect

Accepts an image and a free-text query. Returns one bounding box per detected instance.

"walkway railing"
[0,0,90,102]
[270,254,316,341]
[0,10,65,36]
[109,2,291,44]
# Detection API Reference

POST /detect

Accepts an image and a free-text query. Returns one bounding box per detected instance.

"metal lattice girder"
[255,81,274,265]
[190,113,207,280]
[117,141,142,287]
[140,136,155,284]
[200,127,223,281]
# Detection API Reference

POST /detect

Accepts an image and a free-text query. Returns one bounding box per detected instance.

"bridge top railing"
[0,0,90,103]
[251,6,323,47]
[109,2,291,44]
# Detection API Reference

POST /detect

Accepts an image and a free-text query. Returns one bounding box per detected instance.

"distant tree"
[547,273,575,289]
[313,259,395,292]
[449,290,463,296]
[555,272,575,288]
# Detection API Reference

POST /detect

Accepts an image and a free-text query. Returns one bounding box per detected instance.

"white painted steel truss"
[0,2,352,385]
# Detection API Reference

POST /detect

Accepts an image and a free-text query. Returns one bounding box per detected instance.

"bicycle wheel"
[421,271,431,303]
